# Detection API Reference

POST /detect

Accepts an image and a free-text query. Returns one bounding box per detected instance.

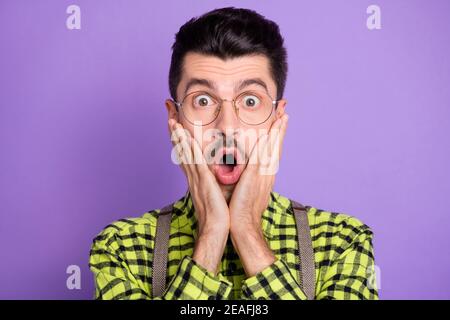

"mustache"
[203,134,247,165]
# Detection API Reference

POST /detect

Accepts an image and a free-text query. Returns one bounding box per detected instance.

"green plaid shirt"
[89,191,378,300]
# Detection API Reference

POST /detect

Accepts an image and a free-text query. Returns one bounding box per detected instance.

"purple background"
[1,0,449,300]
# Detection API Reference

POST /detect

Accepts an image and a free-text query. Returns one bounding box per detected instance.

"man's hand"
[168,113,288,277]
[228,114,289,277]
[169,118,229,275]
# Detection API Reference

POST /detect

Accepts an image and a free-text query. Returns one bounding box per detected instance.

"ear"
[275,98,287,119]
[165,99,179,122]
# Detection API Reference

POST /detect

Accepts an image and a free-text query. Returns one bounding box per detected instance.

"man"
[89,7,378,300]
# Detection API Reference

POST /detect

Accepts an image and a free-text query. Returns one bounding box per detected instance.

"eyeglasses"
[172,90,279,126]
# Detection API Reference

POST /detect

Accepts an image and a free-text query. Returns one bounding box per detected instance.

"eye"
[241,94,261,108]
[193,94,215,108]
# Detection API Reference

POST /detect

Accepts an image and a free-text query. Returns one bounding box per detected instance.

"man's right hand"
[168,118,229,275]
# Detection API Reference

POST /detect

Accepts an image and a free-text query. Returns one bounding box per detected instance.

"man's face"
[166,52,286,198]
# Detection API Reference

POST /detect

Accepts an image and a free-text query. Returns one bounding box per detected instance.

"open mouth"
[212,148,244,185]
[220,153,237,171]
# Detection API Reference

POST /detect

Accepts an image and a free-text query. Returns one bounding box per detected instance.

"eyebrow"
[236,78,269,94]
[183,78,216,97]
[182,77,270,98]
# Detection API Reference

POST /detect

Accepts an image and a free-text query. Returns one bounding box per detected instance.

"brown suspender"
[152,200,316,300]
[291,200,316,300]
[151,204,173,298]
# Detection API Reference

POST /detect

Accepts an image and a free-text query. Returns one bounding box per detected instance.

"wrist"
[199,225,229,239]
[230,222,261,238]
[192,231,228,275]
[230,227,276,277]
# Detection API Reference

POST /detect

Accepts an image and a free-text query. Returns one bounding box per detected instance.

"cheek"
[253,122,272,138]
[178,115,188,127]
[235,125,266,157]
[186,123,217,154]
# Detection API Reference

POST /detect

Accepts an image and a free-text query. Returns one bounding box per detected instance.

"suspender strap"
[291,200,316,300]
[152,204,173,298]
[151,200,316,300]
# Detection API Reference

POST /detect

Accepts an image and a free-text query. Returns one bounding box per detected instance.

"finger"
[268,116,283,153]
[169,119,181,146]
[247,132,269,170]
[277,114,289,158]
[173,123,211,182]
[168,118,176,138]
[173,122,194,166]
[168,119,183,164]
[269,114,283,132]
[170,120,210,180]
[170,121,194,181]
[258,116,284,174]
[266,117,284,171]
[189,134,209,174]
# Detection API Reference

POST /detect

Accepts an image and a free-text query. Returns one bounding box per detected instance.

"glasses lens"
[181,92,220,125]
[235,91,274,125]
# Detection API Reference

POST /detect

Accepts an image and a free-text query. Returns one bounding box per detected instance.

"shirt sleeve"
[315,224,379,300]
[89,230,233,300]
[240,258,308,300]
[160,256,233,300]
[89,232,151,299]
[240,221,378,300]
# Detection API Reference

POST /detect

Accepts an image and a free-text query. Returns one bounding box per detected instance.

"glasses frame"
[172,90,279,126]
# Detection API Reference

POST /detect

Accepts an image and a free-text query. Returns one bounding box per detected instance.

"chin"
[219,182,237,198]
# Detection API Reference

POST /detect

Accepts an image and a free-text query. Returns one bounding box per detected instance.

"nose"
[214,99,241,135]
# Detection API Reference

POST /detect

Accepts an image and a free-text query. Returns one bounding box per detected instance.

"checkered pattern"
[89,191,378,300]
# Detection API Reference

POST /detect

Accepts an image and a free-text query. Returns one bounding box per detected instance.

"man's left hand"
[228,114,289,277]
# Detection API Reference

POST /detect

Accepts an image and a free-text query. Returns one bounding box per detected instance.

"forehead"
[179,52,275,96]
